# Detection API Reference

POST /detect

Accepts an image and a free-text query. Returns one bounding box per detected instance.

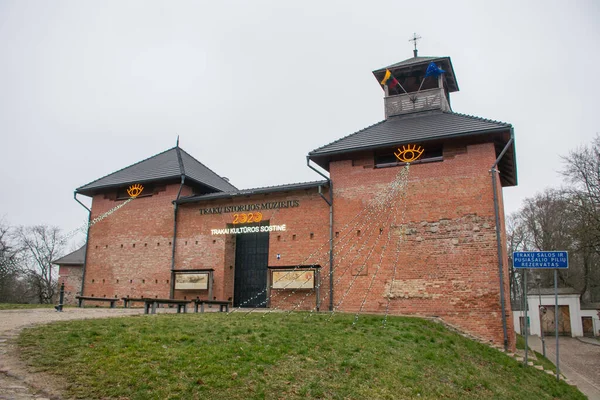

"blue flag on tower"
[424,62,445,78]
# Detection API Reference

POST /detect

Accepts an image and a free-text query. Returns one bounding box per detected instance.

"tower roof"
[372,56,459,93]
[76,147,237,196]
[308,110,517,186]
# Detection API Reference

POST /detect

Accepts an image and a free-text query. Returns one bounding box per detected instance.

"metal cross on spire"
[409,33,422,57]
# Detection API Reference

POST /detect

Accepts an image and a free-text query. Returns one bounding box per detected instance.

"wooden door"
[558,306,571,335]
[540,305,571,335]
[582,316,594,337]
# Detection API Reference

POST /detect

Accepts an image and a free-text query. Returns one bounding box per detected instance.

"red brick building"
[53,246,85,305]
[73,53,517,348]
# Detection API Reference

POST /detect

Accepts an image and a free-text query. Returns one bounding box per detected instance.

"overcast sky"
[1,0,599,248]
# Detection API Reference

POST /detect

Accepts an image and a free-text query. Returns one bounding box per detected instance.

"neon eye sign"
[127,184,144,198]
[394,144,424,163]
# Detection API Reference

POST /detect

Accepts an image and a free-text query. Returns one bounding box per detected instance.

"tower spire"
[409,33,422,57]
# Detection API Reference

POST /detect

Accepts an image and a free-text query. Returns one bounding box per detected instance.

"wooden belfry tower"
[372,44,459,119]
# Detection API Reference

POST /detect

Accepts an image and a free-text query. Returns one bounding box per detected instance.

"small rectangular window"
[374,144,443,168]
[116,184,154,200]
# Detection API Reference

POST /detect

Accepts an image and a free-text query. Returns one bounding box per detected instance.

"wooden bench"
[121,297,145,308]
[143,298,190,314]
[75,296,118,308]
[193,299,231,313]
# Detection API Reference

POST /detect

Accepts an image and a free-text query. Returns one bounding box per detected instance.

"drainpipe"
[307,157,334,311]
[490,133,514,351]
[170,175,186,299]
[74,192,91,297]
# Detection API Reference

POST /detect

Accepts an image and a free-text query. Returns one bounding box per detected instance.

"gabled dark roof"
[310,111,511,156]
[177,180,328,204]
[76,147,237,196]
[53,246,86,266]
[308,110,517,186]
[178,148,238,193]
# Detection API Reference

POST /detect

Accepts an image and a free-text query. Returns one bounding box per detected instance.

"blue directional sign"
[513,251,568,269]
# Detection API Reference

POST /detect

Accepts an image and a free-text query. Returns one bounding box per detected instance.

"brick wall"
[80,140,514,348]
[57,265,83,305]
[175,189,330,307]
[83,183,193,301]
[328,141,515,348]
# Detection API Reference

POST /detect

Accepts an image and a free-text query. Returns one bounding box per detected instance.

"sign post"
[513,251,568,382]
[555,269,559,382]
[523,270,528,364]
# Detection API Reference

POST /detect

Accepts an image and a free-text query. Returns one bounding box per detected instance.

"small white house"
[512,288,599,337]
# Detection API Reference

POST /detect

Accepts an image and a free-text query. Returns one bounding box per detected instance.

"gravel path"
[529,335,600,400]
[0,307,146,399]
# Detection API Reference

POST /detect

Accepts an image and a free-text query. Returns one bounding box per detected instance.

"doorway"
[540,305,571,336]
[233,223,270,307]
[582,316,594,337]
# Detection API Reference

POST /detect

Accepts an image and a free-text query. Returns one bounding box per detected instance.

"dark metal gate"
[233,223,269,307]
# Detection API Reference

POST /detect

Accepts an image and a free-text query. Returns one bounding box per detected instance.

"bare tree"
[14,225,64,304]
[520,189,573,252]
[506,213,529,305]
[0,219,23,302]
[507,134,600,303]
[517,189,578,288]
[561,135,600,301]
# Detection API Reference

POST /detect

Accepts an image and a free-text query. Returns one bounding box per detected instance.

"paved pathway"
[528,335,600,400]
[0,307,146,399]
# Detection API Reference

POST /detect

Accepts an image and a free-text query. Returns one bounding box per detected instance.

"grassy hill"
[18,312,584,399]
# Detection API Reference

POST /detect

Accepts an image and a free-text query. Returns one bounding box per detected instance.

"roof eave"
[371,56,445,74]
[176,181,329,205]
[308,126,511,158]
[372,56,460,92]
[503,129,518,187]
[53,261,84,266]
[75,175,230,197]
[308,127,517,186]
[75,175,183,196]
